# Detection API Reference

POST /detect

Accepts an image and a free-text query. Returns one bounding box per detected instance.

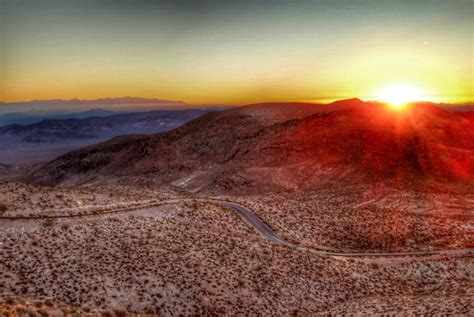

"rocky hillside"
[23,99,474,192]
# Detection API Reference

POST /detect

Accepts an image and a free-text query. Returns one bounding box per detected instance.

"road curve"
[196,198,474,258]
[1,197,473,258]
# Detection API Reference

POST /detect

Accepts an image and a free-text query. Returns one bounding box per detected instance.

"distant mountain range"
[0,108,128,127]
[0,96,231,126]
[0,108,213,165]
[22,99,474,191]
[0,97,188,114]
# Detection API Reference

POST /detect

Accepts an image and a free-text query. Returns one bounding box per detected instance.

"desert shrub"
[113,309,128,317]
[144,305,157,314]
[5,297,15,305]
[370,263,380,270]
[42,218,55,227]
[16,307,36,316]
[191,201,199,211]
[44,299,54,307]
[33,301,43,308]
[101,311,114,317]
[0,202,7,215]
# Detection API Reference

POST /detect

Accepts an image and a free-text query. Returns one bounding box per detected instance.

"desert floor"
[0,181,472,315]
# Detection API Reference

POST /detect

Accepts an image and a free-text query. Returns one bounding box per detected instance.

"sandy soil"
[0,181,177,217]
[0,182,472,315]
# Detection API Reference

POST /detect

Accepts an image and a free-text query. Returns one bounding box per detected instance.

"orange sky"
[1,0,472,105]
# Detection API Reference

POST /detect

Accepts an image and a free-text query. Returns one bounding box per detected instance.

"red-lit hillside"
[23,99,474,192]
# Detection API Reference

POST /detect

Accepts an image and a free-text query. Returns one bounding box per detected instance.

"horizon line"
[1,96,473,107]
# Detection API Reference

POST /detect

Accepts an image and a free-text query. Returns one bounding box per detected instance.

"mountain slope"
[23,100,474,191]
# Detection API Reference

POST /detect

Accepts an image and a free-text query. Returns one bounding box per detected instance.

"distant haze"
[0,97,234,117]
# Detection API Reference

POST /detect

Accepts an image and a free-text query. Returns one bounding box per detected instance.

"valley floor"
[0,181,472,315]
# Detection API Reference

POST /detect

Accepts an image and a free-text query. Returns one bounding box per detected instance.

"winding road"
[200,198,474,258]
[1,197,473,258]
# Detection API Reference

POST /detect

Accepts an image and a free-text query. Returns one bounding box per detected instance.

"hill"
[22,99,474,192]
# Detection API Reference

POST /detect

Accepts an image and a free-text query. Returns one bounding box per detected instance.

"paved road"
[2,197,473,258]
[200,198,474,258]
[210,200,293,247]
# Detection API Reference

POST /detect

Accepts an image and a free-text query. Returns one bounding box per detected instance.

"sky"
[1,0,472,105]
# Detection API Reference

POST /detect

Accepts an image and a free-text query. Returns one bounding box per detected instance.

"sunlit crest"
[375,83,429,109]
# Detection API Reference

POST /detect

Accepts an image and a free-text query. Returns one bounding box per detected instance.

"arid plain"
[0,179,472,316]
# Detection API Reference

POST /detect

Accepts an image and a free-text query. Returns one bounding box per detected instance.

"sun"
[375,83,427,108]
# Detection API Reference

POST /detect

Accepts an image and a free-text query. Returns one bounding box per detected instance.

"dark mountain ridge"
[0,108,213,166]
[0,109,211,143]
[0,108,127,127]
